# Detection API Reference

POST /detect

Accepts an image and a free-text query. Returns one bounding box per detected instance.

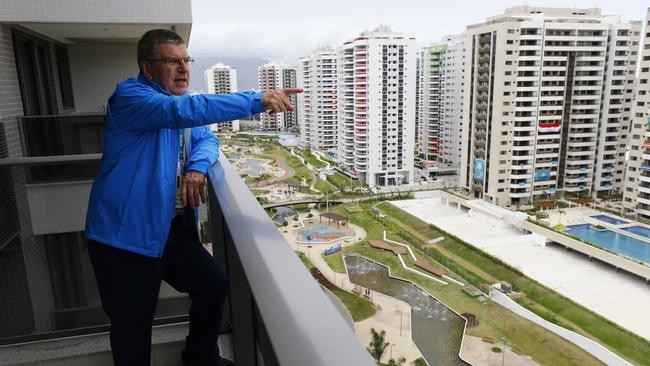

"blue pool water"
[590,214,628,225]
[565,224,650,265]
[297,226,347,243]
[621,225,650,239]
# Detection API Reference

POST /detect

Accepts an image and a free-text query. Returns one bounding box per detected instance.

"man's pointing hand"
[262,88,303,114]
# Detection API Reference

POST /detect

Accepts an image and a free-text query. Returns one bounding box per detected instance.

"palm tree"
[387,357,407,366]
[367,328,389,363]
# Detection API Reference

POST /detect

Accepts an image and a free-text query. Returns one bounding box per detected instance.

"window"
[55,46,75,110]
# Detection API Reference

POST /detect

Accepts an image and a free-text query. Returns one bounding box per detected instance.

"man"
[85,29,301,366]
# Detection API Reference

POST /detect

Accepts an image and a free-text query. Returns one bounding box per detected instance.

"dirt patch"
[569,197,592,205]
[311,267,336,291]
[533,200,555,209]
[462,313,479,328]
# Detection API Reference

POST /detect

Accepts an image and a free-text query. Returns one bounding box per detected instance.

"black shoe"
[216,358,234,366]
[182,350,234,366]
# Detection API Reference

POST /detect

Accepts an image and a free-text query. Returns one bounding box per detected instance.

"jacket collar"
[137,72,170,95]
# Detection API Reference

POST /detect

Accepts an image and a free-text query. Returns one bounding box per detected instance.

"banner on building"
[474,159,485,181]
[534,168,551,181]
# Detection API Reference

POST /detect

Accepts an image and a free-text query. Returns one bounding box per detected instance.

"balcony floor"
[0,323,234,366]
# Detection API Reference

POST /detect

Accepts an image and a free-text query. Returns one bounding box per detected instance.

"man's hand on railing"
[182,170,206,208]
[262,88,303,115]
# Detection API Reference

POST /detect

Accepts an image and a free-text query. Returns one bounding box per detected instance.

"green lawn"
[330,288,377,322]
[314,177,338,195]
[304,151,326,169]
[296,252,375,322]
[258,147,314,187]
[320,203,608,366]
[376,202,650,366]
[327,172,362,191]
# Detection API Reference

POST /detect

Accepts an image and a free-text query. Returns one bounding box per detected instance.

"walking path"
[248,156,294,188]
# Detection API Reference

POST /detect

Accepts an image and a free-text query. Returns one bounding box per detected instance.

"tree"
[387,357,407,366]
[367,328,389,363]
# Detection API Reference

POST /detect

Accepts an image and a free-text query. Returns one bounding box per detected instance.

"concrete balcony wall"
[68,43,139,113]
[26,180,92,235]
[0,0,191,26]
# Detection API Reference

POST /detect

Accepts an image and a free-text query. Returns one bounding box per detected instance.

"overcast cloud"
[189,0,646,60]
[188,0,647,90]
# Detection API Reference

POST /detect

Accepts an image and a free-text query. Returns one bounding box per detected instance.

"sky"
[188,0,647,91]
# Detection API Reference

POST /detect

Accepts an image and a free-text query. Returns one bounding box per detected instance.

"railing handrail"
[0,154,102,167]
[208,151,374,365]
[17,112,105,120]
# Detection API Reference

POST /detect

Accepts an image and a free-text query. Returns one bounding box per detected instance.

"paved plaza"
[392,194,650,341]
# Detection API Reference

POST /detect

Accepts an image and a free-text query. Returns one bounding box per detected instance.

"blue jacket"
[85,73,264,257]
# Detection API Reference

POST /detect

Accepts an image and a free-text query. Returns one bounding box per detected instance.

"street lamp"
[501,317,506,366]
[397,310,402,337]
[326,192,330,213]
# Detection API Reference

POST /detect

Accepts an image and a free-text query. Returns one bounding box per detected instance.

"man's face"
[142,43,190,96]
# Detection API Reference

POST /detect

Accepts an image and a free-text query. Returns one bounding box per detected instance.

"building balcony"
[0,151,374,366]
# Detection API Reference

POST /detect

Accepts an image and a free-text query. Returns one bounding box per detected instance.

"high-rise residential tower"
[258,62,299,131]
[337,26,416,187]
[623,8,650,219]
[460,6,640,207]
[298,47,338,151]
[204,63,239,132]
[418,34,466,171]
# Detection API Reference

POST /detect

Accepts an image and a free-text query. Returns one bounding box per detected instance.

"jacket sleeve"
[110,84,264,131]
[186,126,219,175]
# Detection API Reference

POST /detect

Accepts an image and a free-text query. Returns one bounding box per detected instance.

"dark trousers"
[88,213,228,365]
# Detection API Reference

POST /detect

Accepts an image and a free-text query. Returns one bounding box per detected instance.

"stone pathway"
[248,156,294,188]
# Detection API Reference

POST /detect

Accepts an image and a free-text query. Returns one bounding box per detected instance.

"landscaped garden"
[374,202,650,366]
[316,200,649,366]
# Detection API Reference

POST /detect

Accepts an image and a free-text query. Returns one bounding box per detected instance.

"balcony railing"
[0,150,374,365]
[18,113,104,183]
[199,151,374,365]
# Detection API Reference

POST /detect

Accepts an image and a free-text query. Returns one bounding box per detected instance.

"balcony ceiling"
[17,22,191,44]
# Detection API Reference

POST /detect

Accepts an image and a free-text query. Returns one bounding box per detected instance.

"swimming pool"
[297,226,348,243]
[621,225,650,239]
[565,224,650,265]
[590,214,628,225]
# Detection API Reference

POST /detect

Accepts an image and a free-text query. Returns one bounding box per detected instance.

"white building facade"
[203,63,239,132]
[258,62,299,131]
[460,6,640,207]
[623,8,650,219]
[297,47,338,151]
[337,26,416,187]
[418,34,466,170]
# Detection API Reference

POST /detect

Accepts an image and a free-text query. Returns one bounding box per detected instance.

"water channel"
[271,206,297,225]
[344,254,468,366]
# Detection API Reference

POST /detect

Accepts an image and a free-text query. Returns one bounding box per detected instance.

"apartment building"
[338,26,416,187]
[298,47,338,151]
[0,0,192,343]
[204,63,240,132]
[258,62,299,131]
[418,34,466,171]
[460,6,640,207]
[418,44,445,163]
[623,8,650,219]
